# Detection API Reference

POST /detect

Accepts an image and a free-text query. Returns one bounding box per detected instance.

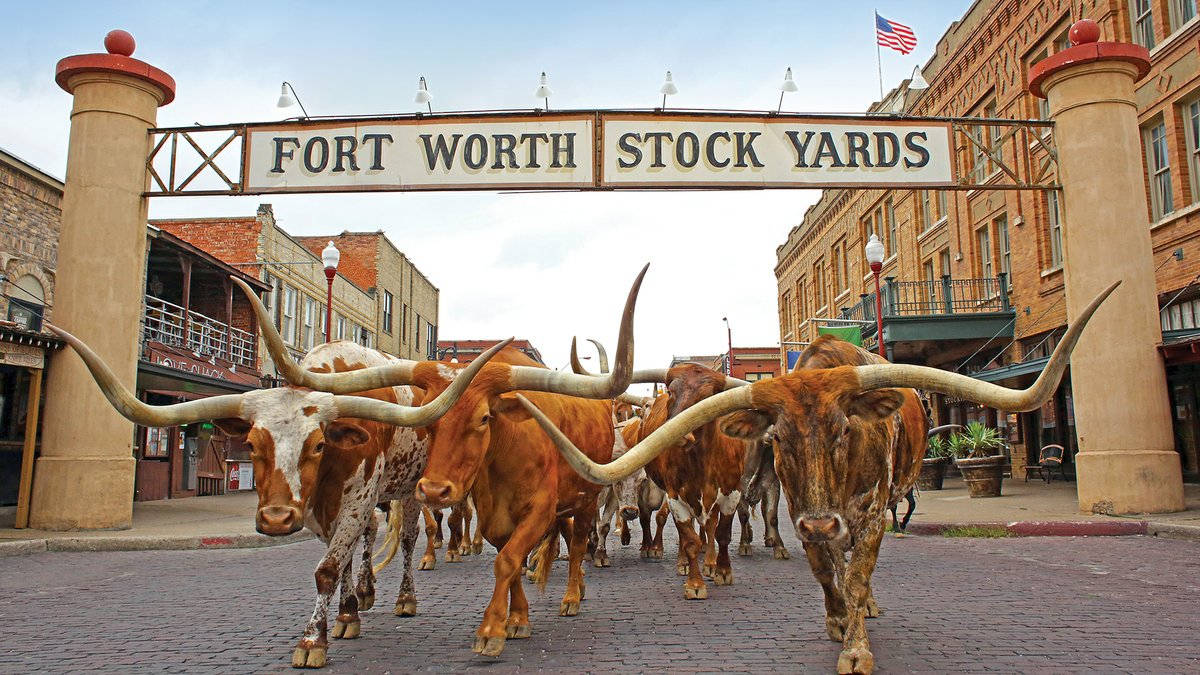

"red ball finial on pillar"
[1069,19,1101,46]
[103,30,136,57]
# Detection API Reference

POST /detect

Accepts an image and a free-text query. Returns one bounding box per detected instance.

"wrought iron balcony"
[840,274,1011,325]
[142,295,257,368]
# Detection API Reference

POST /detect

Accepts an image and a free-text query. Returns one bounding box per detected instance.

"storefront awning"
[970,356,1049,383]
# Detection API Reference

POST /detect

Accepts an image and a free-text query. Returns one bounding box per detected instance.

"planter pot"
[917,457,949,490]
[955,455,1005,498]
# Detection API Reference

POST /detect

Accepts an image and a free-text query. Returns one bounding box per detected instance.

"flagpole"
[875,10,884,100]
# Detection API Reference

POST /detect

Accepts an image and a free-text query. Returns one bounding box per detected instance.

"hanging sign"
[243,112,954,193]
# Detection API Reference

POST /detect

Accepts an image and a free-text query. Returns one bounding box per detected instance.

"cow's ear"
[325,421,370,447]
[490,392,532,423]
[844,389,905,421]
[213,418,252,437]
[720,410,772,439]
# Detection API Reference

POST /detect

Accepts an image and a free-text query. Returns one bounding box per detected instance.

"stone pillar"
[29,31,175,529]
[1029,20,1184,514]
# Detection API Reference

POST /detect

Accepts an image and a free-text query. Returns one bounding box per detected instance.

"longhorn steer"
[48,287,503,670]
[517,282,1116,674]
[590,416,645,568]
[736,431,789,559]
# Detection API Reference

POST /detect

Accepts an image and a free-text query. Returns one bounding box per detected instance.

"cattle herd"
[48,265,1117,674]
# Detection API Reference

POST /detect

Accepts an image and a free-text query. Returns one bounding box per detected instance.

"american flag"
[876,13,917,55]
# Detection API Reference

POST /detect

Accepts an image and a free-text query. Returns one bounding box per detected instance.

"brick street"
[2,517,1199,674]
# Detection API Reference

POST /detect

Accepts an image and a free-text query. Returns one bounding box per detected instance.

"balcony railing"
[143,295,256,368]
[840,274,1010,325]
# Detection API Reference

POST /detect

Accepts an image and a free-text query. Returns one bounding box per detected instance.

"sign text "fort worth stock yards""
[244,113,955,193]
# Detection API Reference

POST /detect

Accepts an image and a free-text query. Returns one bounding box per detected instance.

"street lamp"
[865,234,886,358]
[414,76,432,113]
[659,70,678,109]
[321,241,340,343]
[535,72,552,110]
[722,316,733,375]
[276,81,309,119]
[777,67,799,112]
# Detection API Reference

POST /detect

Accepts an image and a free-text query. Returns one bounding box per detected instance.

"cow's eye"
[313,441,325,455]
[478,413,490,426]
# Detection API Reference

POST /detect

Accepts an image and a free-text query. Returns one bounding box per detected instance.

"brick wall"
[0,155,61,323]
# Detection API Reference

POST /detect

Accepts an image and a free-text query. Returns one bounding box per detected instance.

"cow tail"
[530,523,558,592]
[372,500,405,575]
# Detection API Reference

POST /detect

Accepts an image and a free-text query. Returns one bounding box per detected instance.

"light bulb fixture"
[778,67,799,112]
[321,240,341,271]
[276,81,309,119]
[909,65,930,90]
[535,71,552,110]
[659,70,678,109]
[414,76,432,113]
[865,233,885,267]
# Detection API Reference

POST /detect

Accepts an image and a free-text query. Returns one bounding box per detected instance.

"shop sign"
[244,113,954,193]
[0,342,45,369]
[227,461,254,491]
[145,342,261,387]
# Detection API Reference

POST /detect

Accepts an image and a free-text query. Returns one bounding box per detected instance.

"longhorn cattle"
[517,282,1116,674]
[417,500,482,569]
[261,264,648,657]
[48,285,506,670]
[736,431,788,559]
[590,416,645,568]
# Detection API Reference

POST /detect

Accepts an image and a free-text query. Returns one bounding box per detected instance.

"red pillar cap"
[55,31,175,106]
[1028,21,1149,99]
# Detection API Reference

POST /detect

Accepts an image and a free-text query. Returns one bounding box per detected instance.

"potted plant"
[951,421,1007,498]
[918,435,953,490]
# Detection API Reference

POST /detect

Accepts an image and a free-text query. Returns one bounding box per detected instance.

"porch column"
[1029,20,1183,514]
[30,31,175,529]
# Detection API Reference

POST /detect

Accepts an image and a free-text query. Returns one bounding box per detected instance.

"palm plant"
[951,421,1005,459]
[926,435,953,460]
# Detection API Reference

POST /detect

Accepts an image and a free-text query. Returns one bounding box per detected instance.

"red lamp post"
[865,234,886,359]
[321,241,340,343]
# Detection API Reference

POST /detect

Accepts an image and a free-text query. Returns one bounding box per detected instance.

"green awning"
[818,325,863,346]
[971,356,1049,383]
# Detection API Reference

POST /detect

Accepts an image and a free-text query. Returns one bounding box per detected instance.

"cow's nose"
[416,478,455,505]
[257,505,302,536]
[620,506,639,521]
[795,516,845,542]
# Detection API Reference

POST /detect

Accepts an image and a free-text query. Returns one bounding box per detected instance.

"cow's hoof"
[471,541,483,554]
[865,597,882,618]
[837,647,874,674]
[291,645,327,668]
[649,548,663,559]
[711,568,733,586]
[458,544,472,556]
[826,617,847,642]
[331,617,360,640]
[701,562,716,578]
[418,557,436,571]
[639,548,651,558]
[593,553,610,568]
[472,636,506,656]
[524,567,537,581]
[764,535,779,548]
[676,563,689,576]
[683,584,708,600]
[446,550,462,563]
[505,623,532,639]
[737,543,752,557]
[433,537,444,549]
[773,546,791,560]
[356,590,374,612]
[393,594,417,617]
[559,600,580,616]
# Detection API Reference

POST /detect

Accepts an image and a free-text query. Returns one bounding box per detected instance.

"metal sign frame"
[145,109,1057,197]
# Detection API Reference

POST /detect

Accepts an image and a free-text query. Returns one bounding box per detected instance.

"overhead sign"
[243,112,954,193]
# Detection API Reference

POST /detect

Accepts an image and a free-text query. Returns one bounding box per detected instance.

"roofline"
[0,147,64,193]
[147,225,270,291]
[295,231,441,293]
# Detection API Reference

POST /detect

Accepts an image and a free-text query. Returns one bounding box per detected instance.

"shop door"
[182,433,198,491]
[1168,375,1200,481]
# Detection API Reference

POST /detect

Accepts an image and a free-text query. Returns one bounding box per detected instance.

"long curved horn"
[46,323,244,426]
[233,277,329,387]
[588,339,610,374]
[927,424,961,438]
[854,281,1119,412]
[616,392,653,408]
[568,337,612,376]
[516,385,755,483]
[506,264,648,398]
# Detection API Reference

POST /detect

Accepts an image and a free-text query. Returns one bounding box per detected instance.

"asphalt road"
[3,514,1198,673]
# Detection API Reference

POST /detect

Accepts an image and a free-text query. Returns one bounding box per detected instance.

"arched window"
[8,275,45,330]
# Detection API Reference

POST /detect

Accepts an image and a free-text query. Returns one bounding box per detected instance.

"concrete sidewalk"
[2,476,1198,558]
[905,476,1200,539]
[0,491,312,557]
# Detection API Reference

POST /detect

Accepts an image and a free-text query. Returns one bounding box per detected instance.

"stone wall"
[0,153,61,324]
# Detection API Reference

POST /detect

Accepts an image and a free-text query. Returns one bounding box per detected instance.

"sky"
[0,0,972,377]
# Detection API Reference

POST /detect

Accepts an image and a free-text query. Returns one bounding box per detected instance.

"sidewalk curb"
[0,530,314,557]
[1146,522,1200,541]
[904,520,1150,537]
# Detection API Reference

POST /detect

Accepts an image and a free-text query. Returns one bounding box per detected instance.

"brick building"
[670,348,782,381]
[436,339,544,365]
[774,0,1200,480]
[295,232,439,361]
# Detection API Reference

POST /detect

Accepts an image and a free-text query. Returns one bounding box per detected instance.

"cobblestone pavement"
[2,514,1199,674]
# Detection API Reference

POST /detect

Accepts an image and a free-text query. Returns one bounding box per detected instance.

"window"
[977,226,993,279]
[264,273,281,329]
[936,190,948,221]
[996,214,1011,287]
[970,99,998,183]
[812,262,825,310]
[922,259,935,283]
[401,304,408,343]
[795,277,807,322]
[1185,98,1200,204]
[302,297,318,350]
[1047,190,1064,268]
[939,249,952,278]
[414,314,422,351]
[1145,120,1174,219]
[383,291,394,334]
[1132,0,1155,49]
[1171,0,1198,32]
[838,243,848,292]
[426,323,437,357]
[1162,297,1200,331]
[282,285,298,345]
[1032,32,1069,120]
[744,372,773,382]
[7,298,42,331]
[780,291,792,336]
[886,198,897,256]
[920,190,932,231]
[335,313,346,340]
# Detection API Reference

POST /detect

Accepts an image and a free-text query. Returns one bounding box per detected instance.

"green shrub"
[940,525,1009,538]
[950,421,1005,459]
[926,435,953,460]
